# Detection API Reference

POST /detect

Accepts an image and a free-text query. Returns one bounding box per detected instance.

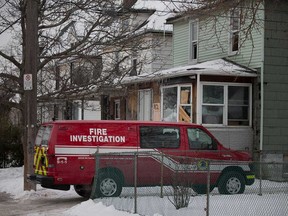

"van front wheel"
[218,171,245,194]
[97,172,122,197]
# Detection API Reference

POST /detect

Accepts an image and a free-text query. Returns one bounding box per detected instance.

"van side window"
[187,128,215,150]
[140,126,180,148]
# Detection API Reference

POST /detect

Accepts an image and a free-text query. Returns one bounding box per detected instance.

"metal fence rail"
[90,151,288,216]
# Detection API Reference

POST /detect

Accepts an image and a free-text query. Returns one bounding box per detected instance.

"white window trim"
[228,8,241,56]
[199,82,252,127]
[188,20,198,64]
[161,84,193,122]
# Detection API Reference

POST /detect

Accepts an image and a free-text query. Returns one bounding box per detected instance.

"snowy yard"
[0,167,287,216]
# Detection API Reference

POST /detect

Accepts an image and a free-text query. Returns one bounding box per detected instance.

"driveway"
[0,192,85,216]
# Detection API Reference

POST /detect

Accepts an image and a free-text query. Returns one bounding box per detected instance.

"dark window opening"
[140,126,180,148]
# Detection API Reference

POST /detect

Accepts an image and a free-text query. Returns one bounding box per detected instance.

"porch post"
[196,74,201,124]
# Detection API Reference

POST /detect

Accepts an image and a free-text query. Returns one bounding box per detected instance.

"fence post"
[90,153,100,199]
[206,160,210,216]
[134,152,138,214]
[160,151,164,198]
[259,151,263,196]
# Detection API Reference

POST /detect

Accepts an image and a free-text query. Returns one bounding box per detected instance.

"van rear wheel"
[218,171,245,194]
[96,172,122,197]
[192,185,215,194]
[74,185,92,198]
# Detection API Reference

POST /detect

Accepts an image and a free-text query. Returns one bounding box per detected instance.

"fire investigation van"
[29,120,255,198]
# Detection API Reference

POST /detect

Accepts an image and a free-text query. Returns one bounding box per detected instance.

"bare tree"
[0,0,166,190]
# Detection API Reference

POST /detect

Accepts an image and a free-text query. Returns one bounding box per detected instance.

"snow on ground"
[0,167,288,216]
[0,167,138,216]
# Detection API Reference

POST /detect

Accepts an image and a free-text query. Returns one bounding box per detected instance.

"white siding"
[208,127,253,151]
[173,21,190,66]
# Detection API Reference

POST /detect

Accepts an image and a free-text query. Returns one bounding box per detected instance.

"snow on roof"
[132,0,185,32]
[121,58,257,84]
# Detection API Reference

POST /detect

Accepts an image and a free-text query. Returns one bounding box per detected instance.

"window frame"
[189,20,198,63]
[200,82,252,127]
[161,84,193,122]
[228,8,241,55]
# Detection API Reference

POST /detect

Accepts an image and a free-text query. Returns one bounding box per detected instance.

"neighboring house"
[37,56,102,123]
[100,0,175,120]
[37,17,103,122]
[112,0,288,178]
[37,0,174,123]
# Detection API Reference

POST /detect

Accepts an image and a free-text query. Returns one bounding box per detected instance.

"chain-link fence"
[90,151,288,216]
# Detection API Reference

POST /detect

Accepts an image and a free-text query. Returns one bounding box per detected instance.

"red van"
[29,120,255,197]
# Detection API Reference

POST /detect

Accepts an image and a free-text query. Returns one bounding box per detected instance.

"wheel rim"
[226,177,241,194]
[100,178,117,196]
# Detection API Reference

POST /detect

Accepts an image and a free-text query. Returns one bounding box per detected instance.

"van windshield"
[35,126,52,147]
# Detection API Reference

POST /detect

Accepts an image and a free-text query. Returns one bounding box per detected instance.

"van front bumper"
[244,171,255,185]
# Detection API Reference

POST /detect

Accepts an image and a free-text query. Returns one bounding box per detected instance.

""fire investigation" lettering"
[70,135,125,143]
[69,128,125,143]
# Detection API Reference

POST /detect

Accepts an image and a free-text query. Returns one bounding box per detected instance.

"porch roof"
[121,58,257,84]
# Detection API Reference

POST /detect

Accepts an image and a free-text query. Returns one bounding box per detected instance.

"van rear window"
[140,126,180,148]
[35,126,52,146]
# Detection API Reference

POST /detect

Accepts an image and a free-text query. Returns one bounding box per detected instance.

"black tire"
[192,185,215,194]
[74,185,92,198]
[96,172,122,197]
[218,171,245,195]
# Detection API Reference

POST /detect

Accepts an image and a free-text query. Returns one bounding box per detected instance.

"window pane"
[232,32,239,51]
[163,87,177,121]
[179,106,191,122]
[140,126,180,148]
[202,105,223,124]
[191,22,197,41]
[228,86,249,125]
[114,100,120,119]
[228,86,249,105]
[35,127,44,146]
[180,87,191,104]
[228,106,248,120]
[192,42,197,59]
[230,9,240,30]
[35,126,52,146]
[203,85,224,104]
[187,128,214,150]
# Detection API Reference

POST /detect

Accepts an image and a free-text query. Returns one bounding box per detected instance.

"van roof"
[43,120,201,127]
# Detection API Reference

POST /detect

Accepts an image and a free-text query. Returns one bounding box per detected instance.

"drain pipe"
[259,6,265,195]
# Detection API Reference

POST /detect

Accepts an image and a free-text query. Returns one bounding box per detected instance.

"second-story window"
[229,8,240,54]
[190,20,198,62]
[130,51,138,76]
